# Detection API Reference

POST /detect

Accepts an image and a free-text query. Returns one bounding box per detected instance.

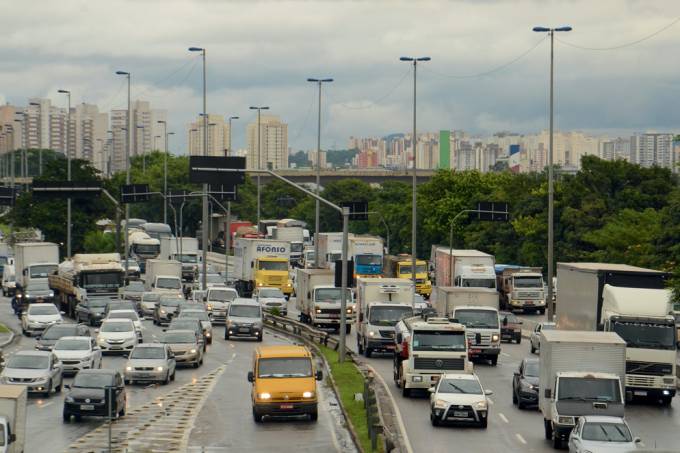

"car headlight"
[97,337,106,344]
[315,307,322,314]
[491,334,500,342]
[126,366,133,371]
[368,331,375,337]
[16,294,22,298]
[80,355,92,363]
[160,309,166,314]
[205,332,211,337]
[49,292,54,297]
[558,416,575,425]
[156,366,164,372]
[206,304,213,311]
[433,399,448,409]
[258,392,271,400]
[65,395,74,403]
[474,400,487,410]
[302,391,314,398]
[190,349,197,354]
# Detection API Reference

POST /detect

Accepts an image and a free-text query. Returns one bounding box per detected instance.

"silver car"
[140,292,161,318]
[178,309,213,345]
[530,322,556,354]
[124,344,176,385]
[224,299,263,341]
[254,287,287,316]
[160,330,203,368]
[0,350,63,397]
[21,303,63,336]
[568,415,641,452]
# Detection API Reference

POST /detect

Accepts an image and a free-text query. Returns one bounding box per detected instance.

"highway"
[0,294,355,453]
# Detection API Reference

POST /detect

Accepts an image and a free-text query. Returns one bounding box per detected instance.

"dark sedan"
[512,357,539,409]
[35,323,90,351]
[500,311,523,344]
[75,297,111,326]
[63,369,127,422]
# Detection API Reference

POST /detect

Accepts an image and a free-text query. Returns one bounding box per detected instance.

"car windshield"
[412,331,466,351]
[209,290,237,302]
[611,320,676,350]
[170,320,198,331]
[162,332,195,343]
[230,305,261,318]
[206,275,223,283]
[109,311,139,321]
[369,306,413,326]
[126,281,145,291]
[89,298,111,308]
[501,313,519,324]
[7,355,49,369]
[156,277,181,290]
[180,311,209,321]
[130,347,165,359]
[315,288,351,303]
[399,264,427,274]
[178,254,197,263]
[259,288,284,298]
[73,373,113,388]
[30,264,57,279]
[258,357,312,378]
[438,378,483,395]
[0,423,5,446]
[455,309,499,329]
[558,377,621,402]
[54,339,90,351]
[258,261,288,271]
[356,255,381,266]
[581,422,632,442]
[101,321,133,332]
[107,303,135,312]
[524,361,539,377]
[29,305,58,315]
[161,299,182,307]
[460,278,496,289]
[142,293,160,302]
[41,326,77,340]
[513,276,543,288]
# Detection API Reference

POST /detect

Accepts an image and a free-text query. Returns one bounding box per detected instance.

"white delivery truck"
[233,238,293,298]
[317,232,347,270]
[430,247,496,290]
[295,268,354,333]
[14,242,60,293]
[159,237,199,281]
[355,277,414,358]
[272,225,305,266]
[144,259,182,294]
[393,316,470,396]
[128,230,160,272]
[434,286,501,366]
[539,330,626,449]
[0,385,26,453]
[556,262,677,405]
[348,236,384,278]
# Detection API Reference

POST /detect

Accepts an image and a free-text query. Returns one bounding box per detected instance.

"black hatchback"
[63,369,127,422]
[512,357,539,409]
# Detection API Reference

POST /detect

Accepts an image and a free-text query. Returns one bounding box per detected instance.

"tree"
[83,230,116,253]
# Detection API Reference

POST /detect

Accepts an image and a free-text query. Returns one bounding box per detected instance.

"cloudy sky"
[1,0,679,153]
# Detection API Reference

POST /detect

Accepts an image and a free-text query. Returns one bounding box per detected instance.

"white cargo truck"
[14,242,59,292]
[393,316,470,396]
[144,259,182,294]
[295,268,354,333]
[355,278,414,358]
[272,225,304,265]
[556,262,676,405]
[159,237,199,281]
[0,385,26,453]
[317,232,347,270]
[539,330,626,449]
[430,247,496,290]
[233,238,293,298]
[434,286,501,366]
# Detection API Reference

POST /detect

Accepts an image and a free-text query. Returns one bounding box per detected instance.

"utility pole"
[57,89,72,258]
[249,106,269,227]
[115,70,131,276]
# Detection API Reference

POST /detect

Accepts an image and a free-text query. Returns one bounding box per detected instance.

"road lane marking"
[501,352,510,357]
[515,433,527,444]
[498,412,509,424]
[38,401,53,409]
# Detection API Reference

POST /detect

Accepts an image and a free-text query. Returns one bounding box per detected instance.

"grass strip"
[319,345,383,453]
[0,323,10,334]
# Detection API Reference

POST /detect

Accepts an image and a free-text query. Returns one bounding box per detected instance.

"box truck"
[316,233,347,270]
[430,247,496,290]
[144,259,182,294]
[14,242,59,292]
[349,236,384,278]
[539,330,626,449]
[159,237,199,281]
[272,225,304,265]
[556,262,676,405]
[0,385,26,453]
[295,268,354,333]
[233,238,293,298]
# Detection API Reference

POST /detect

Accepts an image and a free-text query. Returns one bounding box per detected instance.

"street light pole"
[158,120,168,223]
[57,89,72,258]
[227,116,239,156]
[115,70,131,276]
[249,106,269,227]
[307,77,333,268]
[400,56,430,304]
[189,46,209,291]
[533,25,572,320]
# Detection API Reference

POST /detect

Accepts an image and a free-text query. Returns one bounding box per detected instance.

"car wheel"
[44,380,52,398]
[257,334,263,342]
[480,418,488,429]
[162,373,170,385]
[544,418,553,440]
[124,379,130,385]
[309,410,318,422]
[193,361,199,369]
[252,408,263,423]
[490,356,498,366]
[170,370,176,381]
[530,344,536,354]
[119,403,126,417]
[22,327,28,336]
[515,335,522,344]
[512,389,517,405]
[62,410,71,422]
[55,379,62,393]
[552,435,562,449]
[402,385,411,397]
[208,337,212,345]
[345,324,351,335]
[430,413,439,427]
[357,338,364,354]
[89,316,96,327]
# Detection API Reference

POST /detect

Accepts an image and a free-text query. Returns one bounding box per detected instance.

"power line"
[288,90,316,146]
[557,16,680,51]
[134,56,200,99]
[422,35,547,79]
[326,68,411,110]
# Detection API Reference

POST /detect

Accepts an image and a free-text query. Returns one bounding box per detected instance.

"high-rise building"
[246,115,288,170]
[110,100,165,173]
[187,114,230,156]
[631,133,674,169]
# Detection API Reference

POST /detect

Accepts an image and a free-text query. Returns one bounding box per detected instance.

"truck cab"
[384,255,432,298]
[354,253,382,278]
[455,264,496,289]
[254,257,293,298]
[151,275,183,294]
[393,316,470,396]
[497,267,546,314]
[129,231,161,272]
[308,285,354,333]
[452,306,501,366]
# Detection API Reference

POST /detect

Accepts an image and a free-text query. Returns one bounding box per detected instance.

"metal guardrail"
[264,312,340,350]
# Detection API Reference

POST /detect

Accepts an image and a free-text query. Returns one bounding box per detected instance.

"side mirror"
[484,389,493,396]
[93,346,100,351]
[428,387,435,394]
[247,371,254,383]
[634,437,641,444]
[94,329,100,333]
[396,333,403,344]
[162,329,167,332]
[544,388,551,398]
[513,371,519,377]
[60,311,66,315]
[518,321,523,325]
[315,370,323,381]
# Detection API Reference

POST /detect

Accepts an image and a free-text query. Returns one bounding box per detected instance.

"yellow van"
[247,345,322,422]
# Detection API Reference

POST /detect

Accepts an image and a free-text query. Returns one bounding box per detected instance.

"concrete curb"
[0,331,15,349]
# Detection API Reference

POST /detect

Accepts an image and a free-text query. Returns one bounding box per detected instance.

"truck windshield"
[30,264,57,278]
[133,244,160,254]
[82,272,122,290]
[413,331,466,351]
[156,278,181,290]
[460,278,496,289]
[177,254,198,263]
[611,321,676,350]
[369,306,413,326]
[258,357,312,378]
[356,255,382,266]
[291,243,304,253]
[258,261,288,271]
[455,309,499,329]
[581,422,632,442]
[513,276,543,288]
[400,265,427,275]
[328,252,341,262]
[315,288,351,303]
[557,377,621,402]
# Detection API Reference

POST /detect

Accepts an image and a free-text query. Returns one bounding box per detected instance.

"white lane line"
[39,401,53,409]
[498,412,509,424]
[515,433,527,445]
[501,352,510,357]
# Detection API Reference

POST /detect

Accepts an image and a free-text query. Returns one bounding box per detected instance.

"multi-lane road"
[0,295,355,453]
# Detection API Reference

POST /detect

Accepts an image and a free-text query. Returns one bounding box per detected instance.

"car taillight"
[400,341,409,359]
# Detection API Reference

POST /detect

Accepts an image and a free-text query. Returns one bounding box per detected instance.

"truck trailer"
[430,247,496,290]
[14,242,59,293]
[0,385,26,453]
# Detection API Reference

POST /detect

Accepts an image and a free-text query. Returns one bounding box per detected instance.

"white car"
[429,373,492,428]
[530,321,556,354]
[21,303,63,336]
[107,309,143,341]
[0,350,63,397]
[254,287,287,315]
[96,319,137,355]
[568,415,641,453]
[53,336,102,375]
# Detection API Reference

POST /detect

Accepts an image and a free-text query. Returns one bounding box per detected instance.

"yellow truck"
[383,254,432,297]
[233,238,293,298]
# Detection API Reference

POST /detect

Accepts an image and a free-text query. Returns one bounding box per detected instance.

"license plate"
[329,314,339,319]
[525,301,534,305]
[239,328,250,333]
[110,346,122,350]
[385,344,395,349]
[634,390,647,396]
[80,404,94,410]
[280,404,294,409]
[453,411,467,417]
[469,348,481,354]
[37,298,43,302]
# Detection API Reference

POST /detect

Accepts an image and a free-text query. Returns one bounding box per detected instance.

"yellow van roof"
[256,345,311,359]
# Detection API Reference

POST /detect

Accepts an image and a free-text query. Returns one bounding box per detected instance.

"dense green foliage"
[325,149,359,168]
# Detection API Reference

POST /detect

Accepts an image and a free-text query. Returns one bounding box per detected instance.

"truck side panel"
[555,267,600,331]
